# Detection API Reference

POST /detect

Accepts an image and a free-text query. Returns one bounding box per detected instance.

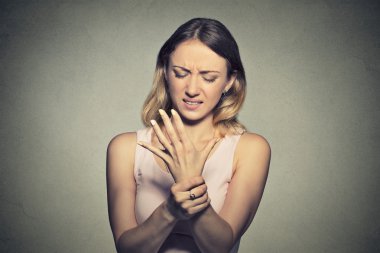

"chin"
[176,108,213,125]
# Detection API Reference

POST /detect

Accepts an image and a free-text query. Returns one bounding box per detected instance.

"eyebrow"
[172,65,220,74]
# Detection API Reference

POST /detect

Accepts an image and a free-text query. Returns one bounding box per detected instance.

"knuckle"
[174,195,181,203]
[180,203,188,209]
[189,177,197,185]
[194,176,204,184]
[170,184,177,195]
[200,193,208,202]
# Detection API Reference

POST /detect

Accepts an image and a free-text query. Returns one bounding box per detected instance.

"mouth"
[183,99,203,105]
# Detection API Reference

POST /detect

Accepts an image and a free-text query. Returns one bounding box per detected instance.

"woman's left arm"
[188,133,271,253]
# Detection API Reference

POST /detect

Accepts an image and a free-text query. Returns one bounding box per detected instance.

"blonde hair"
[141,18,247,136]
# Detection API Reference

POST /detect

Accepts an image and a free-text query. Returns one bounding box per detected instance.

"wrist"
[175,174,205,184]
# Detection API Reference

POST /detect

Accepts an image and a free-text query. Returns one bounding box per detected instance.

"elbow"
[226,223,244,253]
[114,231,126,253]
[115,242,123,253]
[221,224,235,253]
[115,231,135,253]
[115,231,155,253]
[115,237,127,253]
[227,228,235,253]
[115,241,138,253]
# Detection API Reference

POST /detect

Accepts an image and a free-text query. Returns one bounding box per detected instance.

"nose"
[185,75,200,97]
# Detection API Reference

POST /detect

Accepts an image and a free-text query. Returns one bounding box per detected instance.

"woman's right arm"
[106,132,178,253]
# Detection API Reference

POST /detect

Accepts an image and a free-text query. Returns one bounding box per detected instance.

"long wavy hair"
[141,18,247,135]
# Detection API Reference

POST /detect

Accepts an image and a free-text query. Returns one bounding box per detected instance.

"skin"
[106,39,271,253]
[165,39,235,128]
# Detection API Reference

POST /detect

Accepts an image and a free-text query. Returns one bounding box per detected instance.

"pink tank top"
[134,128,241,253]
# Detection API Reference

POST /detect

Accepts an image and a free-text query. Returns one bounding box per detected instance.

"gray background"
[1,0,379,252]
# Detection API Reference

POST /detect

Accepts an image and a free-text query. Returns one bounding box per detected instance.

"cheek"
[207,82,225,98]
[202,89,222,106]
[167,78,182,99]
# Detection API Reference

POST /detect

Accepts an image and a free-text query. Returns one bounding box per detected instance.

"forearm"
[116,201,177,253]
[188,205,234,253]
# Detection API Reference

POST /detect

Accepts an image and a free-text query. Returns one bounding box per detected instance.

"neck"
[182,114,216,143]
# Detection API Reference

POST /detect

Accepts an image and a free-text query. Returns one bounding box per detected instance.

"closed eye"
[173,70,188,79]
[203,77,216,83]
[175,73,187,79]
[203,76,218,83]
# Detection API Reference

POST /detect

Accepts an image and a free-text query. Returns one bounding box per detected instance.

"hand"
[137,109,219,182]
[166,176,210,220]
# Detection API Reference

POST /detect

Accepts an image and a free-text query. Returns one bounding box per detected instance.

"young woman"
[106,18,271,253]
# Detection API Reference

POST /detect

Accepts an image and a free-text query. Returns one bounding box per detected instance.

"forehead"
[169,39,227,71]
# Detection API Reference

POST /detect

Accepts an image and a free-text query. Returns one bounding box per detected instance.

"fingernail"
[150,119,157,126]
[159,109,165,115]
[171,109,177,115]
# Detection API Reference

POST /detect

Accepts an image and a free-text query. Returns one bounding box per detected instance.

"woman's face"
[166,39,235,123]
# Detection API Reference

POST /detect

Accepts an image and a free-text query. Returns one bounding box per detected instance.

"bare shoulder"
[106,132,137,190]
[107,132,137,155]
[234,132,271,171]
[238,132,271,154]
[107,132,137,175]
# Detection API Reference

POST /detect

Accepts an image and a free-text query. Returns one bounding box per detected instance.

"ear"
[224,71,237,93]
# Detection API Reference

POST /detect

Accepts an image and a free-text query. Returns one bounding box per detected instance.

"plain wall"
[0,0,379,252]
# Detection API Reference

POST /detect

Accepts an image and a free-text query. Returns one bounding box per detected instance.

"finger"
[150,120,173,154]
[171,176,205,192]
[191,183,208,197]
[172,191,191,203]
[172,183,207,203]
[170,109,192,147]
[137,141,173,167]
[159,109,181,147]
[181,192,209,209]
[186,198,211,215]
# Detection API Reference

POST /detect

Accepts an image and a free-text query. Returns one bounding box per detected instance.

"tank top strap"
[224,134,242,158]
[224,134,242,149]
[136,127,152,142]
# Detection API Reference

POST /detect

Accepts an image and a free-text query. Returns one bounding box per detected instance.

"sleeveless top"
[134,128,242,253]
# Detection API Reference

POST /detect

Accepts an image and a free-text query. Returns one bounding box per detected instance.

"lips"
[183,99,203,105]
[182,98,203,110]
